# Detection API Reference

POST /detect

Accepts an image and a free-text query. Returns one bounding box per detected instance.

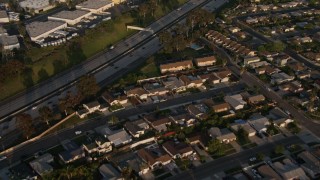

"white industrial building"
[0,35,20,50]
[26,21,67,41]
[76,0,114,13]
[112,0,127,4]
[48,10,92,25]
[19,0,55,14]
[0,10,9,23]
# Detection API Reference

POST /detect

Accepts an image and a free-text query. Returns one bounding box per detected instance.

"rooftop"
[26,21,66,38]
[49,10,91,20]
[76,0,113,10]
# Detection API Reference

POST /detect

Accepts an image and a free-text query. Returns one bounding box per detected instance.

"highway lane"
[0,0,228,150]
[169,136,303,180]
[0,83,245,169]
[0,0,228,122]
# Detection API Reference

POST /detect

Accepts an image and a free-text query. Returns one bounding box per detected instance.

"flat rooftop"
[19,0,50,9]
[76,0,113,10]
[26,21,66,38]
[0,10,8,19]
[49,10,91,20]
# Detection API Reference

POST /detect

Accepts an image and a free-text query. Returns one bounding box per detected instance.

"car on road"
[109,45,114,50]
[249,157,256,162]
[0,155,7,161]
[32,106,37,110]
[75,131,82,135]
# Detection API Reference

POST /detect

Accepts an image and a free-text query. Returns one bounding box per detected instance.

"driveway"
[249,135,265,145]
[192,145,213,162]
[230,141,242,152]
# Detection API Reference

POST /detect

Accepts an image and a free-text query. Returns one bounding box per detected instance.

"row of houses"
[159,56,216,74]
[205,30,256,57]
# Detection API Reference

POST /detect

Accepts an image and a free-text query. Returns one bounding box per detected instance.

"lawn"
[140,57,160,77]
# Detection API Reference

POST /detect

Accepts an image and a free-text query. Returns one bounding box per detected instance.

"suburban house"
[187,103,209,120]
[83,101,101,113]
[247,94,266,104]
[229,27,241,33]
[179,75,204,88]
[187,133,209,150]
[258,165,282,180]
[169,113,196,127]
[198,73,220,85]
[125,87,149,100]
[101,91,128,106]
[274,54,290,67]
[288,62,306,72]
[224,94,247,110]
[248,113,270,133]
[160,60,193,74]
[214,68,232,83]
[107,129,132,147]
[279,81,304,93]
[243,56,260,66]
[83,138,112,154]
[208,127,237,143]
[267,107,294,127]
[143,82,169,96]
[143,114,172,132]
[194,56,216,67]
[162,76,186,92]
[29,153,54,177]
[162,141,194,159]
[137,147,172,169]
[273,159,309,180]
[59,140,85,164]
[124,119,149,138]
[297,151,320,179]
[230,120,256,137]
[76,109,89,119]
[271,72,295,85]
[98,163,121,180]
[212,102,231,113]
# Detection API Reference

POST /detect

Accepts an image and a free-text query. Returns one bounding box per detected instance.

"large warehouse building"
[76,0,114,13]
[26,21,67,41]
[48,10,92,25]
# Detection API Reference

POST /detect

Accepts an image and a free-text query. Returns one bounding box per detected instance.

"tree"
[16,113,34,139]
[76,75,100,100]
[21,68,34,88]
[108,115,119,125]
[38,106,53,125]
[287,122,301,134]
[207,138,225,156]
[256,152,265,161]
[149,0,157,17]
[266,123,279,136]
[236,127,250,145]
[139,3,149,21]
[121,166,133,179]
[274,145,285,155]
[38,68,49,82]
[58,92,81,115]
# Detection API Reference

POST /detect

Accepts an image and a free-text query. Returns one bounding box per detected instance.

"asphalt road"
[0,83,245,169]
[0,0,229,122]
[169,136,303,180]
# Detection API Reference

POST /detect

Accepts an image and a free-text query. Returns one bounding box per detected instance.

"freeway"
[169,136,303,180]
[0,0,229,122]
[0,83,245,169]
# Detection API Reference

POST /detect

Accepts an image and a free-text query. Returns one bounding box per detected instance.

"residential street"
[0,83,244,169]
[169,136,303,180]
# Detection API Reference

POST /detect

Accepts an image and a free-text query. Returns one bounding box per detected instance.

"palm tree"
[108,115,119,125]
